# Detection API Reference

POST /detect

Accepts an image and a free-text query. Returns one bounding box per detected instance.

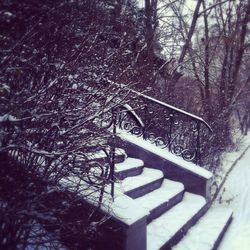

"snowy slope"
[217,134,250,250]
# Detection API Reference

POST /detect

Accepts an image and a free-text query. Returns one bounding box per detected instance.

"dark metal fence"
[101,89,212,168]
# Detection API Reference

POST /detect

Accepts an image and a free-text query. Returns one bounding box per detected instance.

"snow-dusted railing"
[102,86,212,166]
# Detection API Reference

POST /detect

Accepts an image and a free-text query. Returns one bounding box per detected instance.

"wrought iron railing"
[101,87,212,167]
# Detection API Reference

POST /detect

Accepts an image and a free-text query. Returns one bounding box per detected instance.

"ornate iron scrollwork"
[99,93,211,166]
[95,92,212,199]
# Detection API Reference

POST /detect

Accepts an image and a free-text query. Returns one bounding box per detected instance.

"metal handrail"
[132,91,212,132]
[107,79,212,132]
[102,80,213,166]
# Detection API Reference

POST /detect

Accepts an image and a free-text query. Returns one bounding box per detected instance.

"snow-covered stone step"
[61,173,149,226]
[115,157,144,180]
[147,192,208,250]
[85,148,127,163]
[173,206,233,250]
[119,167,164,199]
[135,179,184,223]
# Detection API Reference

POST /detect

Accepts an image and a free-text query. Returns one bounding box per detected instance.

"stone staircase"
[111,149,233,250]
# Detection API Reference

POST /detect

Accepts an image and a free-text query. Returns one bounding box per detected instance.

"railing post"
[118,107,123,130]
[168,113,174,152]
[196,122,201,165]
[142,104,148,140]
[110,108,117,200]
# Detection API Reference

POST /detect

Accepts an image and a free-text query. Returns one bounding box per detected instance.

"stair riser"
[212,214,233,250]
[160,202,211,250]
[125,178,163,199]
[116,167,143,180]
[147,191,185,224]
[114,154,126,164]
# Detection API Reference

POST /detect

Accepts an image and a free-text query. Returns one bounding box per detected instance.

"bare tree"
[0,0,145,248]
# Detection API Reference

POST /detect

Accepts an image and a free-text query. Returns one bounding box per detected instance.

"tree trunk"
[144,0,158,61]
[178,0,203,65]
[227,0,250,103]
[202,0,211,117]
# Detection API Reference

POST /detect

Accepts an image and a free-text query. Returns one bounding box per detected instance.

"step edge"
[125,177,164,199]
[122,168,164,193]
[160,202,211,249]
[212,212,233,250]
[147,190,185,223]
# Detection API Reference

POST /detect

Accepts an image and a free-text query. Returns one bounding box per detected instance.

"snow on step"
[85,148,126,160]
[147,192,206,250]
[61,174,148,226]
[118,167,163,193]
[135,179,184,212]
[173,206,233,250]
[115,157,144,173]
[118,130,213,180]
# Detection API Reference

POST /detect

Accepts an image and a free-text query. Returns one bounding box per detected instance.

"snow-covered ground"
[216,134,250,250]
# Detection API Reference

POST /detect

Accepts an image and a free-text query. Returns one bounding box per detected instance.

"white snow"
[0,114,18,122]
[106,192,149,225]
[117,167,163,193]
[213,133,250,190]
[4,11,13,17]
[60,174,149,226]
[59,150,165,226]
[173,206,233,250]
[147,192,206,250]
[85,147,126,160]
[215,134,250,250]
[58,131,250,249]
[135,179,184,212]
[72,83,78,89]
[59,163,166,226]
[115,157,144,173]
[122,103,144,127]
[118,130,213,180]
